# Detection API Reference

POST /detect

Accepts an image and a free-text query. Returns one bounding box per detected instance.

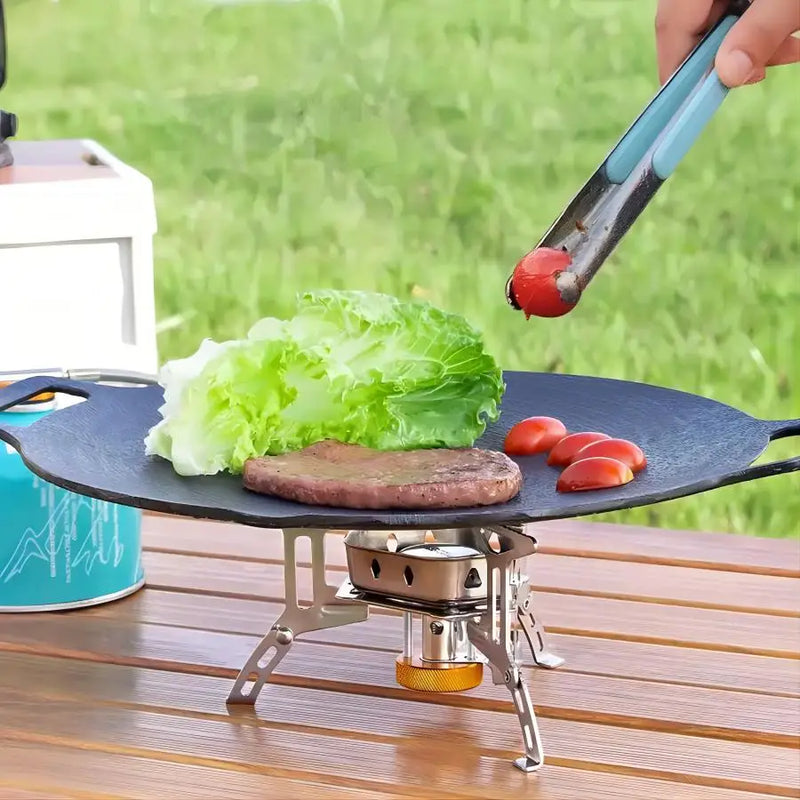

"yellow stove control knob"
[395,655,483,693]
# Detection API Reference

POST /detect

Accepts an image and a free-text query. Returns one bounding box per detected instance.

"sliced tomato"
[546,431,610,466]
[556,457,634,493]
[572,438,647,472]
[504,416,567,456]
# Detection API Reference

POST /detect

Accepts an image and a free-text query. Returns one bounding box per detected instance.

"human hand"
[655,0,800,86]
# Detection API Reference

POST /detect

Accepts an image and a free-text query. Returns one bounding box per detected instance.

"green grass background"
[5,0,798,536]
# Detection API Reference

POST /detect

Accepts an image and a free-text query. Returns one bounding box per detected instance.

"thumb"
[715,0,800,87]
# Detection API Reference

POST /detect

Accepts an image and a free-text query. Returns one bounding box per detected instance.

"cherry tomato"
[510,248,578,319]
[572,438,647,473]
[547,431,610,467]
[556,457,634,493]
[504,416,567,456]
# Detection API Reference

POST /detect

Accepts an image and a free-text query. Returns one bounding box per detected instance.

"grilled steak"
[242,440,522,509]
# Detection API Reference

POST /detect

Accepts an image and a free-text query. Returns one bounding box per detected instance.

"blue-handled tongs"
[506,0,750,316]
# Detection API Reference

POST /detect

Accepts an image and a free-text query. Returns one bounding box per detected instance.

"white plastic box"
[0,138,159,375]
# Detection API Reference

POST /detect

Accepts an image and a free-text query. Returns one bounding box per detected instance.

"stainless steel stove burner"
[343,528,494,606]
[226,524,564,774]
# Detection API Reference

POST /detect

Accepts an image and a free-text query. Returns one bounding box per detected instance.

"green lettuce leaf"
[144,290,504,476]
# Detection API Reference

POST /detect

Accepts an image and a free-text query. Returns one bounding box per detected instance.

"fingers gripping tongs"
[505,0,750,318]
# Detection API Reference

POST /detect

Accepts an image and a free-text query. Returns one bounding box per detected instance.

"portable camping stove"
[226,524,563,772]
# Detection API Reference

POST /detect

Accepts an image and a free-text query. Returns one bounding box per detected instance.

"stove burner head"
[343,528,505,607]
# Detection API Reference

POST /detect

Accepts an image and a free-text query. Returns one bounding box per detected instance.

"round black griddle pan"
[0,372,797,531]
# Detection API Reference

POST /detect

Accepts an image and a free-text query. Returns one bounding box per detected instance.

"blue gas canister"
[0,392,144,611]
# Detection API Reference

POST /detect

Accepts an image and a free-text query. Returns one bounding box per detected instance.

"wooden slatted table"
[0,514,798,799]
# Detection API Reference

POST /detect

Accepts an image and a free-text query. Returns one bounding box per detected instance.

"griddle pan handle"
[0,378,106,451]
[765,418,800,440]
[718,418,800,488]
[0,370,157,417]
[0,376,104,415]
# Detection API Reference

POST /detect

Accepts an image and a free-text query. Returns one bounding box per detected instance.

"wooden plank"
[0,654,796,798]
[0,786,83,800]
[0,701,494,800]
[86,589,800,696]
[529,520,800,577]
[93,581,800,663]
[141,544,800,618]
[1,615,797,747]
[141,519,349,567]
[142,514,800,576]
[0,740,405,800]
[2,734,780,800]
[140,548,800,634]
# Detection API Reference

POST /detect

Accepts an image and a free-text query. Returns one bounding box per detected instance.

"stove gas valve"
[396,614,485,693]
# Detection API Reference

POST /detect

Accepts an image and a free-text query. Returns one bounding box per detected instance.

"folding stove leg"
[515,576,564,670]
[227,528,368,705]
[466,528,546,773]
